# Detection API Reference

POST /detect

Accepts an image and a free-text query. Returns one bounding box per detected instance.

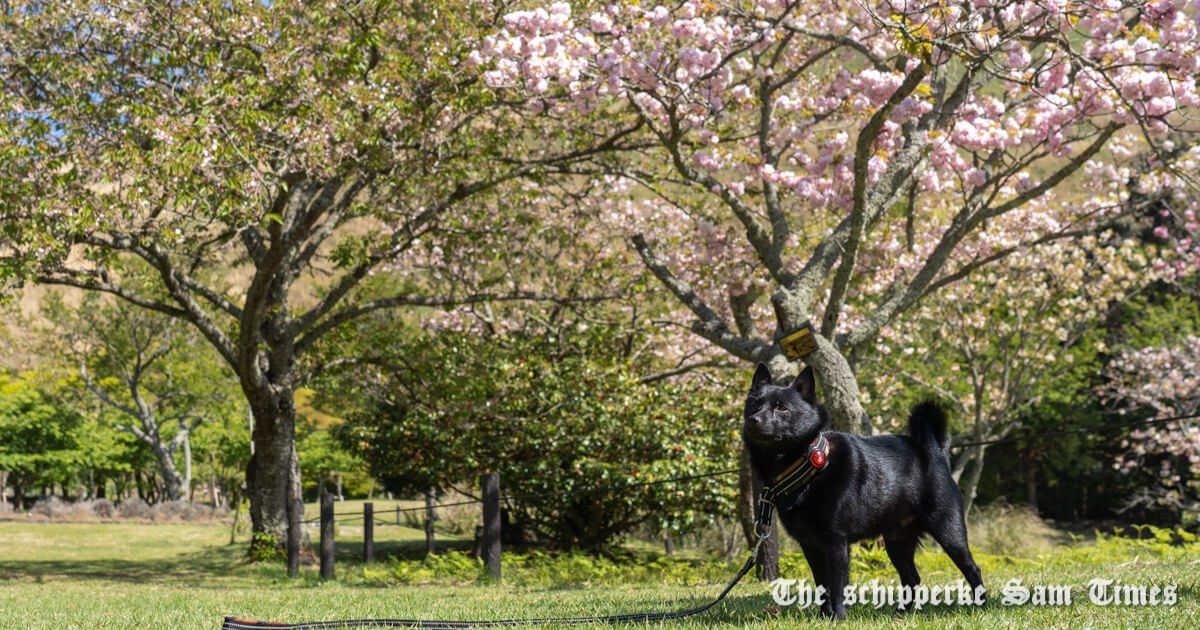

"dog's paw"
[819,605,847,621]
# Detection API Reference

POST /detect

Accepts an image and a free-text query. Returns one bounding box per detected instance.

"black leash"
[222,499,779,630]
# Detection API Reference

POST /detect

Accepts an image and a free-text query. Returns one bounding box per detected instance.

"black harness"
[222,438,831,630]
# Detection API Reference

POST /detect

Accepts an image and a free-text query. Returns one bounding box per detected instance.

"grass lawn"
[0,517,1197,629]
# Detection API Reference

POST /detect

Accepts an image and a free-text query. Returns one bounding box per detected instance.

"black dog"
[743,364,984,619]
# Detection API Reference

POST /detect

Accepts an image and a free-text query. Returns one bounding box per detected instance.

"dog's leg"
[925,510,985,604]
[884,536,921,587]
[883,534,921,612]
[823,540,851,620]
[799,542,832,618]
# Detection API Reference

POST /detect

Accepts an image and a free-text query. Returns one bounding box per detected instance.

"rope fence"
[949,412,1199,449]
[301,468,744,525]
[308,412,1200,521]
[304,411,1200,575]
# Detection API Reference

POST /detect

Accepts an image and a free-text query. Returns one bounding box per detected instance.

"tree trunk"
[230,492,242,545]
[152,445,185,502]
[287,442,303,576]
[209,451,220,508]
[1,470,6,508]
[961,445,986,518]
[736,447,756,548]
[247,391,314,563]
[806,336,870,433]
[184,433,193,503]
[951,448,971,482]
[13,478,23,511]
[1021,446,1038,513]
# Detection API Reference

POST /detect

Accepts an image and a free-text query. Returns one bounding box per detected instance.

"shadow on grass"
[0,535,484,587]
[0,544,258,586]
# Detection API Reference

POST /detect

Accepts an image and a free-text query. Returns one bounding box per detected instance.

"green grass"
[1,518,1197,629]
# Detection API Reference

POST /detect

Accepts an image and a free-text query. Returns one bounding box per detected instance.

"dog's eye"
[774,403,789,414]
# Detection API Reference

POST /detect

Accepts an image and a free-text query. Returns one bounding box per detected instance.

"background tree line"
[2,0,1199,563]
[5,220,1198,538]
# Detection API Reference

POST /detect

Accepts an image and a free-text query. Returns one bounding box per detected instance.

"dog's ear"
[750,363,772,390]
[792,366,816,402]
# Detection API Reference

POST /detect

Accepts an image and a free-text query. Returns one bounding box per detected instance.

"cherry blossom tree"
[0,1,636,563]
[862,226,1154,514]
[1101,335,1200,513]
[1139,145,1200,288]
[1101,182,1200,514]
[476,0,1200,431]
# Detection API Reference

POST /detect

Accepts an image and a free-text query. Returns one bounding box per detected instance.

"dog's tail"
[908,400,950,463]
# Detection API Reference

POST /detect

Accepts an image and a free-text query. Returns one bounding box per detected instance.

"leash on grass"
[221,499,779,630]
[224,411,1200,628]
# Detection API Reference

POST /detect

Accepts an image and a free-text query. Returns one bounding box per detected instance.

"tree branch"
[627,91,793,286]
[781,25,891,73]
[631,233,772,362]
[845,122,1122,348]
[135,242,239,369]
[823,62,930,337]
[79,360,142,420]
[294,290,626,355]
[640,360,737,384]
[36,269,188,320]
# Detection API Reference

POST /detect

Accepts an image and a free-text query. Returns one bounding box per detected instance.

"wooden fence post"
[481,472,501,580]
[320,487,335,579]
[363,502,374,564]
[425,487,437,556]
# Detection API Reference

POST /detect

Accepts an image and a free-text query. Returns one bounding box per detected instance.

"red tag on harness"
[810,450,826,468]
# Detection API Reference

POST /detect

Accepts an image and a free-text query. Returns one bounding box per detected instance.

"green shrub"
[247,532,282,563]
[363,549,737,587]
[334,325,741,550]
